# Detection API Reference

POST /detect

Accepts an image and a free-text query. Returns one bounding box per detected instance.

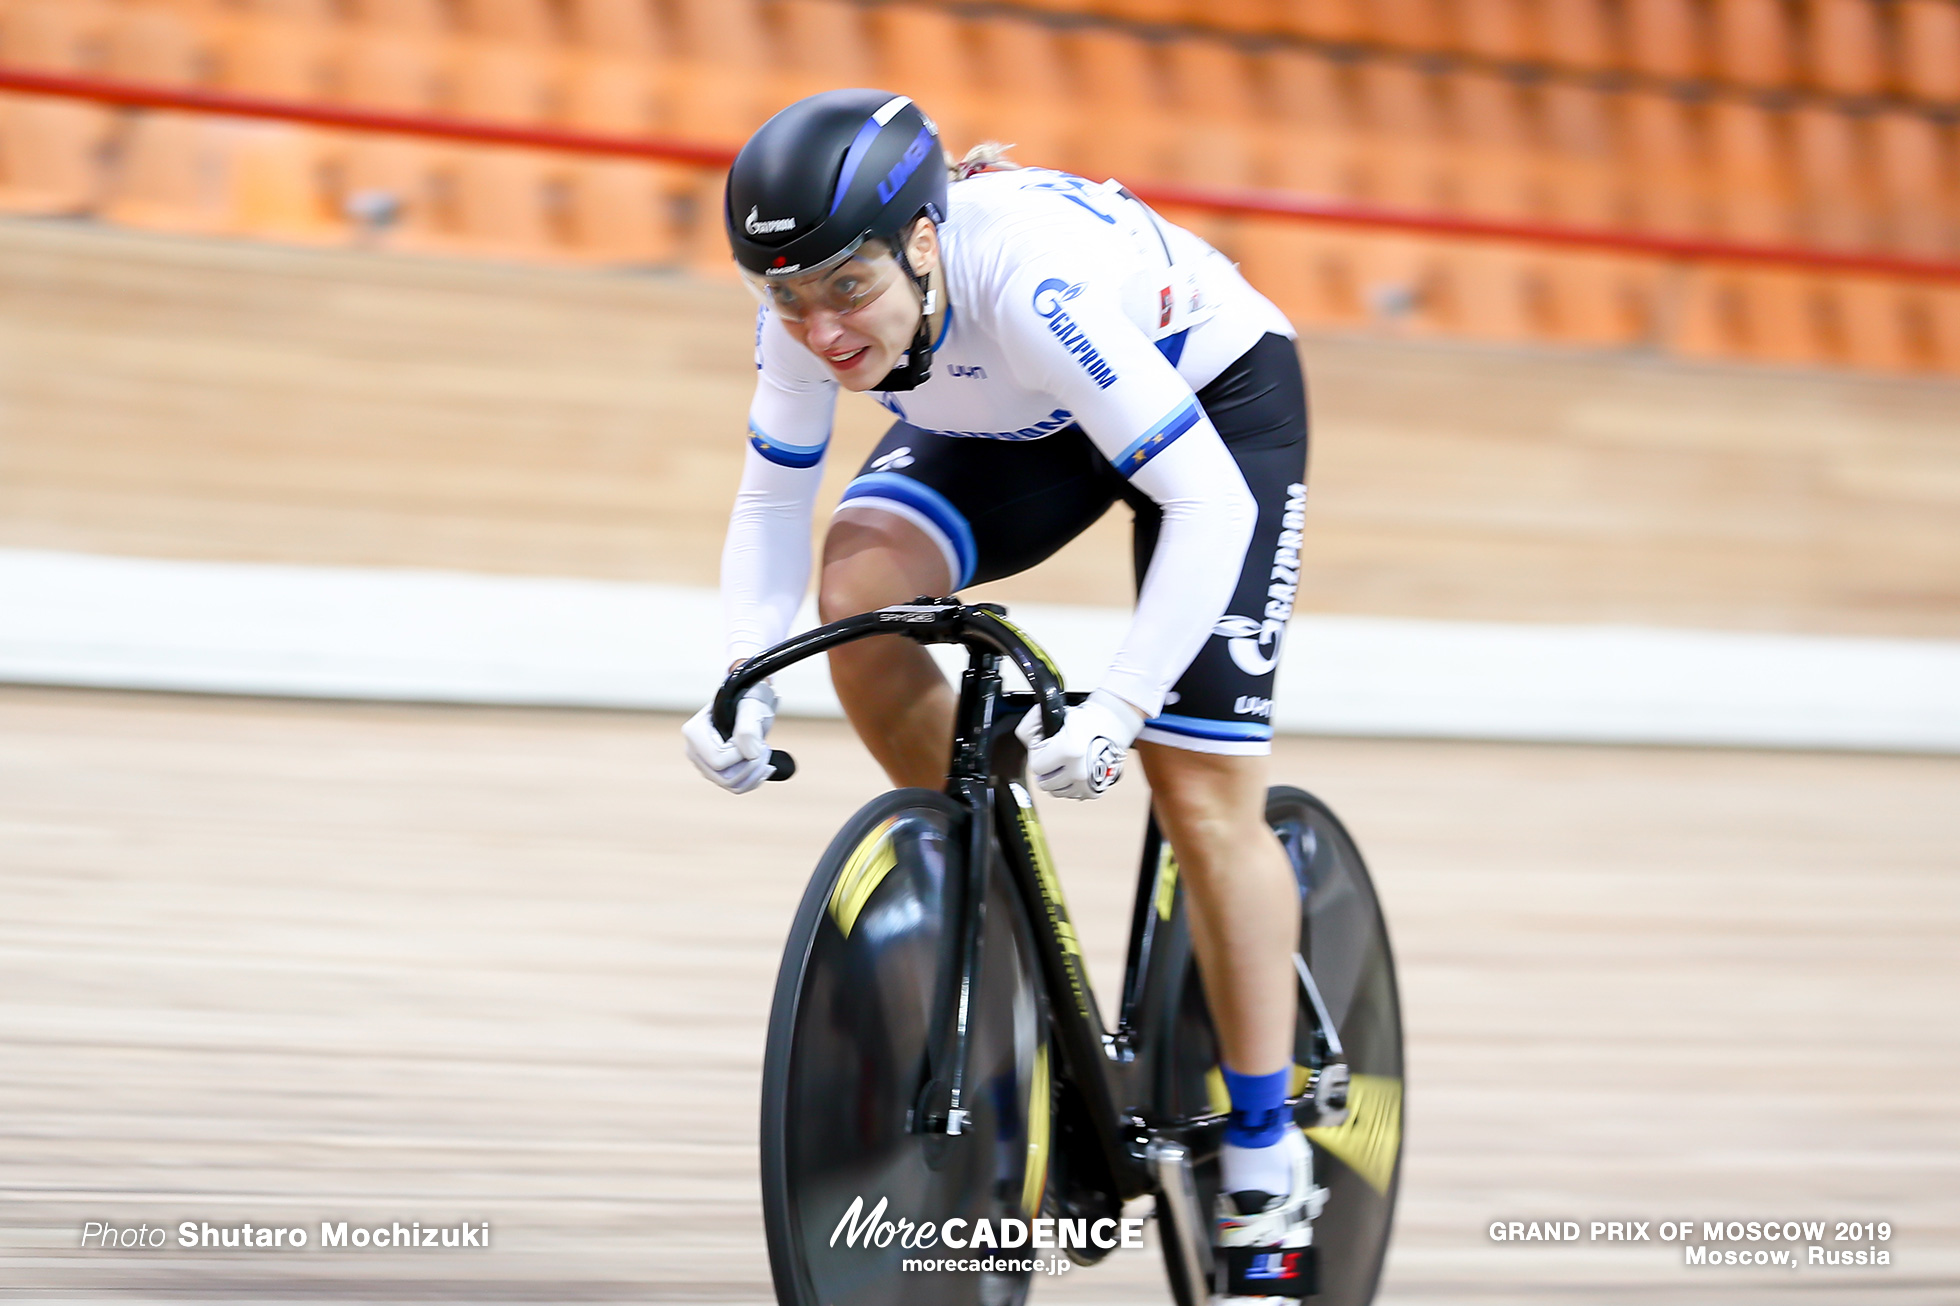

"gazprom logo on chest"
[1031,279,1119,390]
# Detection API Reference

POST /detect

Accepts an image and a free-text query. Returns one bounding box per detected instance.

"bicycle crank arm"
[1147,1138,1214,1303]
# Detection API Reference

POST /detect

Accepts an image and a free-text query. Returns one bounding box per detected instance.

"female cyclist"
[682,89,1315,1302]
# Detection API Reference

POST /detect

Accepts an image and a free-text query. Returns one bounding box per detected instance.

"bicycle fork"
[917,655,1004,1138]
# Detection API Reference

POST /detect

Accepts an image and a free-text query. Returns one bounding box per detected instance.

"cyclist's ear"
[903,217,941,279]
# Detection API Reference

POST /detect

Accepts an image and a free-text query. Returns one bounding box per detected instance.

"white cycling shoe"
[1213,1126,1325,1302]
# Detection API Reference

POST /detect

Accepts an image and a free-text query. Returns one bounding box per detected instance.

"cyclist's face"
[771,223,939,391]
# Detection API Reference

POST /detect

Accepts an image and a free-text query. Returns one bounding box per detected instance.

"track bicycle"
[713,599,1402,1305]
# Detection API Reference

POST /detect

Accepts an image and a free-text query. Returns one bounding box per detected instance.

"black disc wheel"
[1156,786,1404,1306]
[762,789,1052,1306]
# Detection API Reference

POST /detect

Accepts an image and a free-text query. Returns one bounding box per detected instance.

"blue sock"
[1221,1063,1291,1149]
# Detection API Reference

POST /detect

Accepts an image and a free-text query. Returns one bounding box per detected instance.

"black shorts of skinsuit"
[837,332,1308,755]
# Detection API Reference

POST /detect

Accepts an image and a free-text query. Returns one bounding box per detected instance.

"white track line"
[3,548,1957,753]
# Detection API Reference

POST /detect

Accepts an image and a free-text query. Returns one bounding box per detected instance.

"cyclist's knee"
[819,510,951,622]
[1139,746,1269,854]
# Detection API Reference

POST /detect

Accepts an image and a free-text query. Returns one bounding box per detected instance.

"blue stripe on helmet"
[1144,713,1274,741]
[875,126,935,204]
[1113,398,1202,477]
[829,113,889,216]
[749,422,827,469]
[840,471,978,588]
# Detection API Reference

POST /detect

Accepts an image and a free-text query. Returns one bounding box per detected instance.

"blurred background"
[2,0,1958,1302]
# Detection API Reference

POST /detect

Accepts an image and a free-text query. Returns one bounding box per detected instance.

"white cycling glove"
[1015,689,1146,801]
[682,682,777,795]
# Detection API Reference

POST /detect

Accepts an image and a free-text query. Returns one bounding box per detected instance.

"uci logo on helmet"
[745,206,797,237]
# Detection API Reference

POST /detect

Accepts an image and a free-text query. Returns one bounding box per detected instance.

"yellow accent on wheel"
[1021,1042,1051,1218]
[1153,844,1178,921]
[827,818,899,938]
[1305,1073,1402,1196]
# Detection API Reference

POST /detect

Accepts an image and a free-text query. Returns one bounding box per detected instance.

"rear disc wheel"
[1157,786,1404,1305]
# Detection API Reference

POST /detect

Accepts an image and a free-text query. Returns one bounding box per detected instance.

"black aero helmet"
[725,89,947,280]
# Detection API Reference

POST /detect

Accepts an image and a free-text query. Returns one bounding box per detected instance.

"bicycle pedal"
[1311,1063,1349,1127]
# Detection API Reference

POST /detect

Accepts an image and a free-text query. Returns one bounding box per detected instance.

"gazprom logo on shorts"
[1031,279,1119,390]
[1213,482,1308,676]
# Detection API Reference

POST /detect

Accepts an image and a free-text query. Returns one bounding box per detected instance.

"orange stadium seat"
[1350,61,1444,210]
[333,29,454,250]
[1616,91,1711,236]
[1803,0,1888,95]
[1790,105,1873,249]
[1359,0,1449,51]
[1204,0,1288,36]
[563,0,663,53]
[664,0,778,145]
[99,2,239,236]
[0,0,117,215]
[1622,0,1705,79]
[1538,84,1655,346]
[1671,263,1827,365]
[1438,70,1539,220]
[558,52,687,264]
[455,0,558,43]
[660,0,783,273]
[1870,111,1955,256]
[227,119,349,244]
[1452,0,1538,61]
[1239,49,1372,329]
[965,16,1076,171]
[1063,27,1174,183]
[1161,37,1260,188]
[1896,0,1960,101]
[346,0,451,33]
[1710,0,1796,89]
[1537,0,1613,71]
[211,9,349,245]
[1822,275,1926,372]
[868,5,984,152]
[1257,47,1363,195]
[1089,0,1184,23]
[1706,99,1795,243]
[242,0,343,19]
[215,11,339,99]
[422,37,568,259]
[1277,0,1366,42]
[772,0,876,111]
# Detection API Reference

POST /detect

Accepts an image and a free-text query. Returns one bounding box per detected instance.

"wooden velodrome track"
[2,220,1959,1303]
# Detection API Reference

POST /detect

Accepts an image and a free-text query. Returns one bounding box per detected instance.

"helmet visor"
[741,239,903,323]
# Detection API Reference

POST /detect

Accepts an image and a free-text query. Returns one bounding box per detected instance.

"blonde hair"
[951,141,1021,181]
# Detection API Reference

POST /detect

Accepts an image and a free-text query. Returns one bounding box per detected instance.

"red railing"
[5,64,1959,286]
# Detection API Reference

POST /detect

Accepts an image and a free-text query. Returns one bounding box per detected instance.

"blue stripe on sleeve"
[1113,398,1202,477]
[749,422,827,469]
[840,472,978,588]
[1144,713,1274,742]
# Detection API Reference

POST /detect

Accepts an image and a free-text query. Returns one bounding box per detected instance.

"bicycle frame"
[717,598,1345,1291]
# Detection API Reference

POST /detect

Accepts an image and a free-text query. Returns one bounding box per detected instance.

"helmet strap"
[872,227,940,393]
